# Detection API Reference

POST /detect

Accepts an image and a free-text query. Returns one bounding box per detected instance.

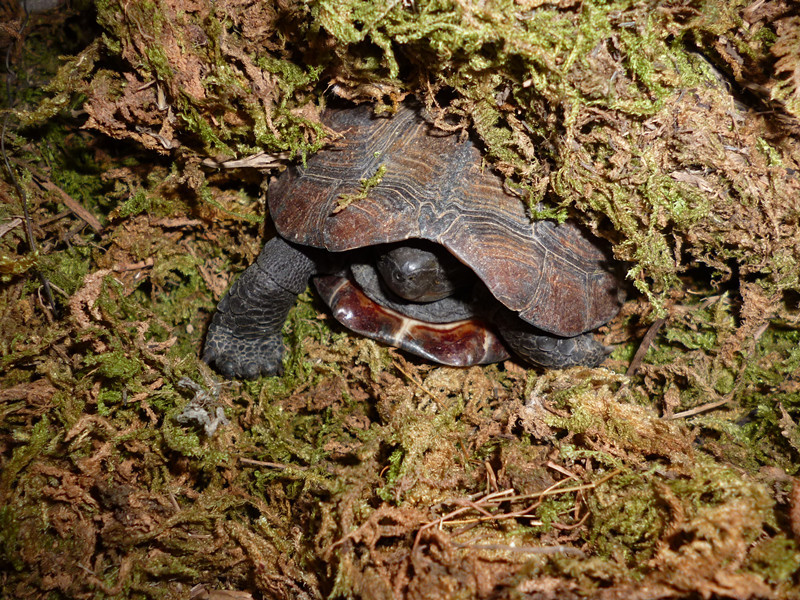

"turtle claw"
[203,325,284,379]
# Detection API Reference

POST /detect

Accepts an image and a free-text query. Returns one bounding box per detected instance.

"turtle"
[202,104,623,379]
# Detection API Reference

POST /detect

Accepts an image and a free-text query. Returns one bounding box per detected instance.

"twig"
[453,543,586,558]
[0,216,22,238]
[34,208,70,227]
[113,258,155,272]
[670,397,732,419]
[415,488,514,543]
[546,460,580,481]
[790,478,800,540]
[495,468,621,503]
[626,317,666,377]
[413,469,621,551]
[240,458,307,470]
[391,357,441,404]
[551,511,590,530]
[10,157,105,233]
[32,175,104,233]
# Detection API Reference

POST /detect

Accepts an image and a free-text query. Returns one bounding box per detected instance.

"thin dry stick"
[443,505,543,527]
[495,468,621,504]
[456,496,512,521]
[414,488,515,546]
[391,358,441,404]
[34,175,104,233]
[240,458,307,470]
[441,477,577,527]
[551,511,590,531]
[546,460,580,481]
[10,156,105,233]
[626,317,666,377]
[670,397,732,419]
[453,543,586,558]
[413,469,622,550]
[114,258,155,272]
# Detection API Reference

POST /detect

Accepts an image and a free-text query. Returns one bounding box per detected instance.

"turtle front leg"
[203,237,317,379]
[496,316,610,369]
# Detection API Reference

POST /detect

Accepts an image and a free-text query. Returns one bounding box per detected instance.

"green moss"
[142,554,201,579]
[0,251,37,282]
[337,163,387,210]
[0,417,55,495]
[747,536,800,584]
[161,407,230,464]
[38,245,92,296]
[4,0,800,597]
[197,180,263,223]
[375,448,404,503]
[260,56,322,95]
[116,189,156,219]
[662,297,734,353]
[52,390,88,431]
[144,46,174,84]
[588,471,666,563]
[0,505,25,572]
[84,350,142,381]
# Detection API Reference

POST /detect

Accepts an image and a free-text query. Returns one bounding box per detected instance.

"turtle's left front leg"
[203,237,318,379]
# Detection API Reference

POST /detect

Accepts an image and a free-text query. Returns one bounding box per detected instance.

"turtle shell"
[314,275,510,366]
[269,105,621,337]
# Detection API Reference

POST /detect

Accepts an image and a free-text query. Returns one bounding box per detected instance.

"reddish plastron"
[314,275,510,366]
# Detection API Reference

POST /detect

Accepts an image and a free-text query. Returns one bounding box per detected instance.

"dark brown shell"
[270,105,621,337]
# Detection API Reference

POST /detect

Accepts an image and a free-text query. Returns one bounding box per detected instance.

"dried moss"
[3,0,800,598]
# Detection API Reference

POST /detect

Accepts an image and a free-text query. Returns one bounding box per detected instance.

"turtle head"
[377,243,469,303]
